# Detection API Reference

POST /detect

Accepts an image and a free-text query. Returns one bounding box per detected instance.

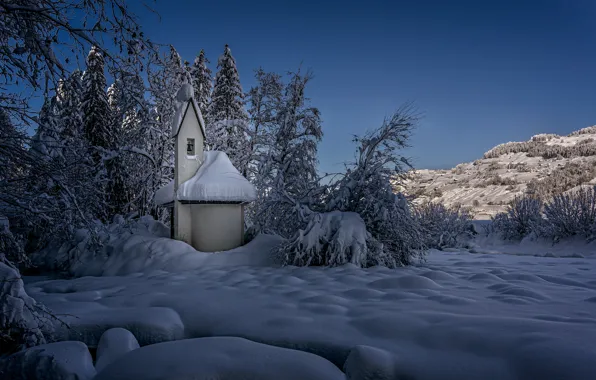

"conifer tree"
[208,45,249,174]
[208,44,247,122]
[58,70,84,146]
[189,49,213,116]
[82,46,111,149]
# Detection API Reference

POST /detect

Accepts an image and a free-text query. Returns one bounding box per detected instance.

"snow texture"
[170,87,206,138]
[155,150,256,204]
[95,328,140,373]
[94,337,344,380]
[25,239,596,380]
[0,341,96,380]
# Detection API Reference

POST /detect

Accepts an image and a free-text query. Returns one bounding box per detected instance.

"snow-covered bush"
[415,202,472,249]
[0,262,53,355]
[526,161,596,200]
[277,211,383,267]
[540,186,596,242]
[323,106,426,266]
[491,196,543,240]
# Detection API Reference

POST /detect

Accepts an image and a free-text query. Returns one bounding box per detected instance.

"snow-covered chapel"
[154,84,256,252]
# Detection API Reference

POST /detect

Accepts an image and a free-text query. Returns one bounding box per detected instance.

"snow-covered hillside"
[404,126,596,219]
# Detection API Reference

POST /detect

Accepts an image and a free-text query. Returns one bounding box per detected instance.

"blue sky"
[137,0,595,173]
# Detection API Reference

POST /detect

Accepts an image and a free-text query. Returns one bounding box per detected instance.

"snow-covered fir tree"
[208,45,250,174]
[189,49,213,117]
[58,70,84,146]
[31,97,62,160]
[82,47,111,149]
[209,45,247,122]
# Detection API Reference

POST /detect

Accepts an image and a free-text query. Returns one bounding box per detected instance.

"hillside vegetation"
[404,125,596,219]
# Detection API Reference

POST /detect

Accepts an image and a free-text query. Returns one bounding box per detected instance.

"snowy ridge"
[155,150,256,205]
[404,125,596,219]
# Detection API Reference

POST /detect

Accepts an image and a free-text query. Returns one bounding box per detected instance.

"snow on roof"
[154,151,256,205]
[154,180,175,206]
[171,84,206,139]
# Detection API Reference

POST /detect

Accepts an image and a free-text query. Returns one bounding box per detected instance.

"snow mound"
[54,306,184,347]
[155,150,256,204]
[94,337,345,380]
[0,341,96,380]
[95,328,140,373]
[344,345,398,380]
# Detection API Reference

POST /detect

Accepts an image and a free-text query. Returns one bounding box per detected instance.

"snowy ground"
[23,238,596,380]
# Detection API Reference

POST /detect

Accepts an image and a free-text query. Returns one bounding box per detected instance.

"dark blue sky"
[135,0,595,172]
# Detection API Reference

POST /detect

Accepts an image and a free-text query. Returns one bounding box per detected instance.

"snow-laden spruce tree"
[208,45,248,122]
[189,49,213,116]
[207,45,250,174]
[30,97,62,160]
[82,46,111,150]
[252,69,324,238]
[58,70,84,146]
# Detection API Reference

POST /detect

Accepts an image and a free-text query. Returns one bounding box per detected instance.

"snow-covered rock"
[344,345,398,380]
[0,341,96,380]
[54,306,184,347]
[94,337,345,380]
[95,328,140,373]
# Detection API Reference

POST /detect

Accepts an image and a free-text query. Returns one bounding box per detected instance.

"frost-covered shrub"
[324,107,426,266]
[491,196,543,240]
[531,133,558,142]
[0,262,53,355]
[483,141,534,158]
[0,216,28,267]
[481,175,518,187]
[277,211,390,267]
[568,126,596,136]
[577,138,595,145]
[526,161,596,200]
[540,186,596,242]
[415,202,472,249]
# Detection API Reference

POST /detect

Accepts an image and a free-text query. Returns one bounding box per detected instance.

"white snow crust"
[94,336,344,380]
[155,150,256,205]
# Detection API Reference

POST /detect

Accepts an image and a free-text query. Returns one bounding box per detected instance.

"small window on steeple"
[187,138,195,156]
